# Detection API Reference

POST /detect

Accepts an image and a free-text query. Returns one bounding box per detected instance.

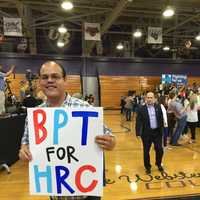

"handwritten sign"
[28,107,103,197]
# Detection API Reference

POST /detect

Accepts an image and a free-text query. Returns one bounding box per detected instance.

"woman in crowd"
[186,94,198,143]
[158,95,168,148]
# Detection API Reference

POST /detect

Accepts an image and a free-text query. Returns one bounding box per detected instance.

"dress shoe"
[145,168,151,174]
[158,166,164,172]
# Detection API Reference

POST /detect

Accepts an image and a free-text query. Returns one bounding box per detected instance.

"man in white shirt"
[19,61,116,200]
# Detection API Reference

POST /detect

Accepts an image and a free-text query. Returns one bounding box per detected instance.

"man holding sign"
[19,61,116,200]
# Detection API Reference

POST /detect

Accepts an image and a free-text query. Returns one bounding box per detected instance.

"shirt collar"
[63,93,71,105]
[45,93,71,107]
[147,103,154,108]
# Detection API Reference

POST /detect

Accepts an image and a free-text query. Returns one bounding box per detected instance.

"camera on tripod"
[25,69,38,93]
[25,69,38,82]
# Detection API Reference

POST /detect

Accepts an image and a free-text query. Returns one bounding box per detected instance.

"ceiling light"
[57,41,65,47]
[163,6,175,17]
[163,46,170,51]
[58,24,67,34]
[133,29,142,38]
[195,34,200,41]
[116,43,124,50]
[57,34,70,48]
[61,1,74,10]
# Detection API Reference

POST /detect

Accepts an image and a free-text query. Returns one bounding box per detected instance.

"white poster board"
[28,107,103,197]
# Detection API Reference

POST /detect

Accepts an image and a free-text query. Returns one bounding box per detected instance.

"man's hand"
[5,65,15,77]
[10,65,15,70]
[136,136,141,140]
[19,144,32,161]
[95,135,116,151]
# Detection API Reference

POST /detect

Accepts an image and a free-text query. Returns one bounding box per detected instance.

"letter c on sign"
[75,165,98,193]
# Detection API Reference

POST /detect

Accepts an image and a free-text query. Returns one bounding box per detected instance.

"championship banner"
[84,22,101,41]
[147,27,162,44]
[28,107,104,197]
[3,17,23,36]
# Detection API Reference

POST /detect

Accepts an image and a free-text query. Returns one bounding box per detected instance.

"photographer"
[0,64,15,115]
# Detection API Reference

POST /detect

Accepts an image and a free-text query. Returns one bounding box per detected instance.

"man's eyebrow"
[40,73,61,76]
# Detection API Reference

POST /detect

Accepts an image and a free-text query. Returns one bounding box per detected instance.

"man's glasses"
[40,74,63,81]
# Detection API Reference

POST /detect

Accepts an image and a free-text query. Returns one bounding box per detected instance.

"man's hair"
[169,91,176,99]
[38,61,66,78]
[146,91,155,96]
[158,95,166,105]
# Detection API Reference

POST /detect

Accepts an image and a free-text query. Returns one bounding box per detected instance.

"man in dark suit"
[135,92,164,174]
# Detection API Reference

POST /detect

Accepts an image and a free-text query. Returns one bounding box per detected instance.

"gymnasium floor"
[1,110,200,200]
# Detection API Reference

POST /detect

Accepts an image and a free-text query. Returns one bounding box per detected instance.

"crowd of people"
[1,61,199,180]
[122,83,200,144]
[121,83,200,174]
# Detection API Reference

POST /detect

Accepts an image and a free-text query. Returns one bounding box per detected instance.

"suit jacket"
[135,103,164,137]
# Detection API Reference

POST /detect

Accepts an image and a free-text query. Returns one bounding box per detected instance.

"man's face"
[146,92,155,105]
[39,62,66,100]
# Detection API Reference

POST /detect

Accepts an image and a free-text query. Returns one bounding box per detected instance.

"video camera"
[25,69,38,94]
[25,69,38,81]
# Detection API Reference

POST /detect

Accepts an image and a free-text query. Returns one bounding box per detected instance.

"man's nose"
[47,76,55,81]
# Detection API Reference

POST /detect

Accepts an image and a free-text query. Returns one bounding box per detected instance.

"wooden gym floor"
[1,110,200,200]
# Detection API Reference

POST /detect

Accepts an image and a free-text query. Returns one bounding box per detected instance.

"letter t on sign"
[72,111,98,146]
